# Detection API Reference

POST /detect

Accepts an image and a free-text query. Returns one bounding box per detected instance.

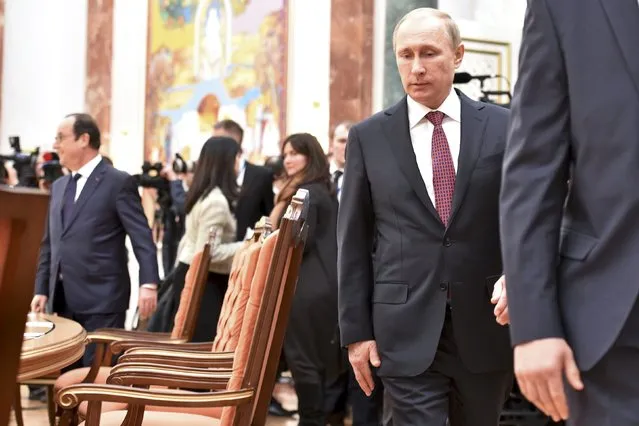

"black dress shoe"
[268,397,297,417]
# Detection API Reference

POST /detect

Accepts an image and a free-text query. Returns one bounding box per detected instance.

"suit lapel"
[62,160,107,234]
[240,162,255,194]
[56,175,71,231]
[448,91,488,226]
[382,98,441,223]
[600,0,639,95]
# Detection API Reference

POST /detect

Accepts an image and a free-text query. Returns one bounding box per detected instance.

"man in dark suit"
[212,119,274,240]
[500,0,639,424]
[338,8,512,425]
[31,113,159,367]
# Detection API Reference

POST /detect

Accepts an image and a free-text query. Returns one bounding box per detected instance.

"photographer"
[159,161,189,274]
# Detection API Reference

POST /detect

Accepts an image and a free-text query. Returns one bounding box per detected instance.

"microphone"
[453,72,498,84]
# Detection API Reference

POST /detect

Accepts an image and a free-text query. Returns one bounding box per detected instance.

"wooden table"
[19,313,86,381]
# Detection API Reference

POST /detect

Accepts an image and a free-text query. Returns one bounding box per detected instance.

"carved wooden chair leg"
[13,384,24,426]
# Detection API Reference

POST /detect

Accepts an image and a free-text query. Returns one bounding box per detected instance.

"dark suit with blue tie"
[35,157,159,365]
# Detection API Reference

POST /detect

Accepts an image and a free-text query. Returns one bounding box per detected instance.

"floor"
[9,382,351,425]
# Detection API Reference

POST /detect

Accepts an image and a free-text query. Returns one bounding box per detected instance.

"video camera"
[41,151,65,184]
[0,136,39,187]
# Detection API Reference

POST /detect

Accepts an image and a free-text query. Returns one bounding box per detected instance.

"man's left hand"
[490,275,509,325]
[138,285,158,320]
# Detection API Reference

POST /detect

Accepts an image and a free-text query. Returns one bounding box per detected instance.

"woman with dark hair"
[270,133,341,426]
[173,136,244,341]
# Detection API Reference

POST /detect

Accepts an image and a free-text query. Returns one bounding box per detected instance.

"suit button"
[443,237,452,247]
[440,282,449,291]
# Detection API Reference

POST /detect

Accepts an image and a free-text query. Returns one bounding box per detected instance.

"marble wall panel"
[329,0,374,149]
[86,0,114,155]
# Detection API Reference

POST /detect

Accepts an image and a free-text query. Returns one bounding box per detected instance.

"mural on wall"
[144,0,288,164]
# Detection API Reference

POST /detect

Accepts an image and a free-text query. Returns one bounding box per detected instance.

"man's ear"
[454,43,465,69]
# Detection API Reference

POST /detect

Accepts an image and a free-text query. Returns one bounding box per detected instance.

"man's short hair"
[213,119,244,144]
[392,8,461,52]
[331,121,354,139]
[65,113,101,150]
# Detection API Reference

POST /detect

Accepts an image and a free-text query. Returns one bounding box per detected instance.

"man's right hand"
[514,337,584,422]
[30,295,48,313]
[348,340,381,396]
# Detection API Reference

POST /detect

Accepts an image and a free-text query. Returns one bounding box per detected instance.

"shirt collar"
[75,154,103,178]
[406,88,461,129]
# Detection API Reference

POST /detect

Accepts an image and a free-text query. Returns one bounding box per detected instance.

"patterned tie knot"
[426,111,445,126]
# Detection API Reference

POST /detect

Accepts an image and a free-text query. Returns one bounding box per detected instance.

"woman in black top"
[270,133,341,426]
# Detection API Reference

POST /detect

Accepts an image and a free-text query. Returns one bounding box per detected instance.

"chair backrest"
[212,217,271,353]
[0,186,49,425]
[219,189,309,426]
[169,230,215,341]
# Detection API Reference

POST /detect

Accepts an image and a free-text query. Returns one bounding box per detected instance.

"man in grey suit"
[500,0,639,424]
[338,8,512,425]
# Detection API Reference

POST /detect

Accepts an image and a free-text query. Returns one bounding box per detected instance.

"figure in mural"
[145,0,287,164]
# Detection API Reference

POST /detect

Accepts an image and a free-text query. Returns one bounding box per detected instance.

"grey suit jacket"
[338,90,512,377]
[500,0,639,371]
[35,160,159,314]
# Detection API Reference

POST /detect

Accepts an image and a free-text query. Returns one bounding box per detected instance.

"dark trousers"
[54,285,126,369]
[325,354,384,426]
[566,297,639,426]
[382,308,512,426]
[172,262,228,342]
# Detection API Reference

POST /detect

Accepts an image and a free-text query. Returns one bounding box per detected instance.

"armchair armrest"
[79,330,185,385]
[57,384,253,426]
[119,348,234,369]
[106,363,231,389]
[113,340,213,355]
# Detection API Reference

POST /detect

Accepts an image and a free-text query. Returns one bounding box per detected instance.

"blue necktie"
[62,173,81,227]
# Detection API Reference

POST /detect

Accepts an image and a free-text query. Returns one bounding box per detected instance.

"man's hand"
[30,295,48,313]
[515,338,584,422]
[138,286,158,320]
[490,275,509,325]
[160,164,178,181]
[348,340,381,396]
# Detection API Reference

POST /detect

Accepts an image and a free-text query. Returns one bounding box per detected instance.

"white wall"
[1,0,88,154]
[110,0,148,175]
[285,0,332,149]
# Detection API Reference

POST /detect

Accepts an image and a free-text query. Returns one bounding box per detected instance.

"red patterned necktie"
[426,111,455,225]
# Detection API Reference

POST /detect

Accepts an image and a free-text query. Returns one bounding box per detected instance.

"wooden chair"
[43,227,216,426]
[0,186,49,426]
[64,217,272,419]
[56,218,271,422]
[56,188,310,426]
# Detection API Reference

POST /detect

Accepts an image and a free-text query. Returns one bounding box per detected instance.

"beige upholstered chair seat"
[79,410,218,426]
[54,367,112,391]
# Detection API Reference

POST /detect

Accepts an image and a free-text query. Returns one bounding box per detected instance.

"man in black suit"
[212,119,274,240]
[31,113,159,367]
[500,0,639,424]
[338,8,512,425]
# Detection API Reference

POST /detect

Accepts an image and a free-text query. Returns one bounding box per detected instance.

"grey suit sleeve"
[337,125,375,346]
[500,0,571,346]
[116,176,160,285]
[34,202,52,296]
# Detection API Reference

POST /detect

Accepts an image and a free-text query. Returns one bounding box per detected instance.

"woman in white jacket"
[173,136,244,341]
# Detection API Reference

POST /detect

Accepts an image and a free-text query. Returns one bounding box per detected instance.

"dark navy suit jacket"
[35,159,159,314]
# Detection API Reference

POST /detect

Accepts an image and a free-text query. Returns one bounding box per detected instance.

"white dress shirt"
[236,157,246,187]
[407,88,461,205]
[73,154,103,201]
